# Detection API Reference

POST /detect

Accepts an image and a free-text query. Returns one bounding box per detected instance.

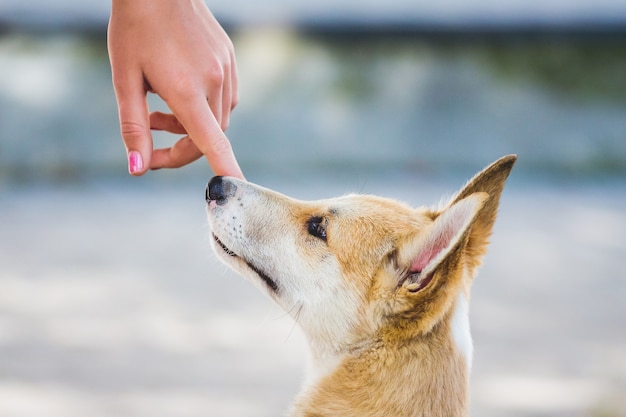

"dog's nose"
[206,176,237,205]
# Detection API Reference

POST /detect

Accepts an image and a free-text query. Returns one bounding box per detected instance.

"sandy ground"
[1,175,625,417]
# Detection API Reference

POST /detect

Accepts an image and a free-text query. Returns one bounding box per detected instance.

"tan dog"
[206,155,516,417]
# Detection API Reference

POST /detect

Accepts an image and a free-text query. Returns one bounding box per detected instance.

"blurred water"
[1,31,626,184]
[1,29,626,417]
[3,0,626,30]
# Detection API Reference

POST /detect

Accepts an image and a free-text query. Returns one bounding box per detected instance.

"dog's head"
[206,156,515,360]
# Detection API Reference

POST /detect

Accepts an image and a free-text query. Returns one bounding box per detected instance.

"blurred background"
[1,0,625,416]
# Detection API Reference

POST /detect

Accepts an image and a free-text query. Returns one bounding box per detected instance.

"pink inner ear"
[408,195,482,276]
[410,242,445,274]
[409,222,459,274]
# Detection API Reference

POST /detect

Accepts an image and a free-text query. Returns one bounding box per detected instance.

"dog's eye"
[307,216,327,241]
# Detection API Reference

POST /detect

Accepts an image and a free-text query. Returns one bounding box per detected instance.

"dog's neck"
[292,293,472,417]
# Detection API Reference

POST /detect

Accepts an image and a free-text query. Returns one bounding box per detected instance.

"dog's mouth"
[213,234,237,257]
[212,234,280,294]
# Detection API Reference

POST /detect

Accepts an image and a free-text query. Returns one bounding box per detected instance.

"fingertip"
[207,154,245,181]
[231,164,246,181]
[128,150,147,176]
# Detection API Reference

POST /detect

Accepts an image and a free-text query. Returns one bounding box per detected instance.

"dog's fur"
[206,155,516,417]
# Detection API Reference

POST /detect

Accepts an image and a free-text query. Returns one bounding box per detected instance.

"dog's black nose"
[206,176,237,205]
[207,176,225,202]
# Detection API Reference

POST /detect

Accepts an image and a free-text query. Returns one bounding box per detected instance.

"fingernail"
[128,151,143,174]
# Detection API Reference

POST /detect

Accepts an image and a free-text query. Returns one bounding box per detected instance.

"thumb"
[113,79,153,176]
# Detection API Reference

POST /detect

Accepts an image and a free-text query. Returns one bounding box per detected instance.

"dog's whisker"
[284,302,304,343]
[272,301,300,320]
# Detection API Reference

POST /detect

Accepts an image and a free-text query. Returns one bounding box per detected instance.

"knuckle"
[208,134,233,157]
[120,121,147,139]
[231,93,239,109]
[205,62,225,87]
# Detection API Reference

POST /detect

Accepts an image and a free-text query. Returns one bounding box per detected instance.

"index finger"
[169,95,245,179]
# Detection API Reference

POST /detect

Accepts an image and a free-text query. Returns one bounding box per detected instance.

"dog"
[205,155,516,417]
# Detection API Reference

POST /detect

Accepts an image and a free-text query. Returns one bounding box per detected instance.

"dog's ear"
[402,193,487,293]
[404,154,517,291]
[394,156,515,330]
[446,154,517,272]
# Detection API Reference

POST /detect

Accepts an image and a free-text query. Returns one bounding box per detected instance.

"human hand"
[108,0,244,178]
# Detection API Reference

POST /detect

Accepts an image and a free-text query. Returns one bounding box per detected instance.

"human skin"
[108,0,244,178]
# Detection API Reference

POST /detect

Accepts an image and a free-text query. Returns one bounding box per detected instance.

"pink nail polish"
[128,151,143,174]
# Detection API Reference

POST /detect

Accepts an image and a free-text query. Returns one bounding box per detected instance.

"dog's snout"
[206,176,237,205]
